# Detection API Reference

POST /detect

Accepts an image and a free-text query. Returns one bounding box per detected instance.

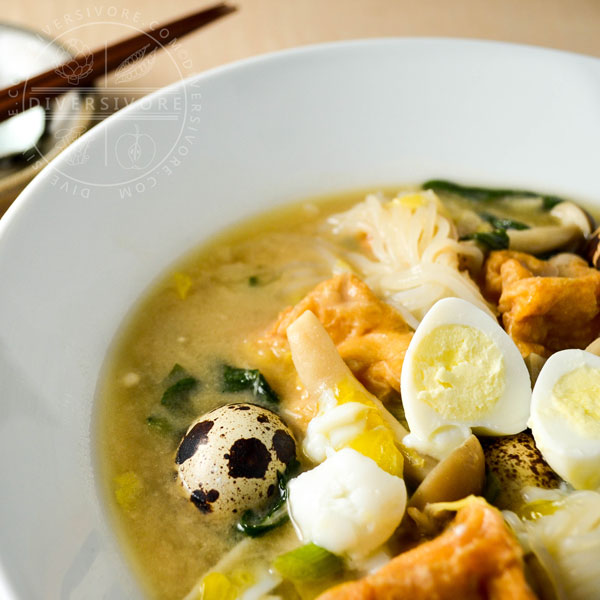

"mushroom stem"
[508,224,582,255]
[407,435,485,512]
[585,337,600,356]
[286,310,437,484]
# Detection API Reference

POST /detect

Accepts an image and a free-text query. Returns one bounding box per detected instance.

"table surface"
[5,0,600,99]
[1,0,600,216]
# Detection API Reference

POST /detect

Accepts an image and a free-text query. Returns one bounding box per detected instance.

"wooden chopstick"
[0,2,236,124]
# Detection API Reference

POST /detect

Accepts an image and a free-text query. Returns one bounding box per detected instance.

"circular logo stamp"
[17,7,202,199]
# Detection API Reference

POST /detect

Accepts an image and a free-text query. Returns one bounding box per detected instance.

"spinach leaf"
[161,377,197,410]
[423,179,564,210]
[248,272,279,287]
[237,494,289,538]
[164,363,187,385]
[541,196,564,210]
[161,364,199,411]
[146,415,173,434]
[479,212,529,231]
[237,459,299,537]
[461,229,509,250]
[222,364,279,405]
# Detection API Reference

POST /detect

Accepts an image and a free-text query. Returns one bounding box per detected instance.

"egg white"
[401,297,531,459]
[529,349,600,491]
[287,448,407,560]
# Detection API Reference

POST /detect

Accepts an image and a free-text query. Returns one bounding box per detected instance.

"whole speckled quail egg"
[175,403,297,516]
[481,431,561,511]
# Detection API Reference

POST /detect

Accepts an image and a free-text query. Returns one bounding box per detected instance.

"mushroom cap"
[586,226,600,269]
[550,201,595,237]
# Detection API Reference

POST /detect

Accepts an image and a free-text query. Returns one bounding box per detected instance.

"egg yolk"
[550,365,600,438]
[392,193,426,210]
[333,378,404,477]
[412,324,505,421]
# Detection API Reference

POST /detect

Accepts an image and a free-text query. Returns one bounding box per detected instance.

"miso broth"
[98,193,366,599]
[98,183,588,600]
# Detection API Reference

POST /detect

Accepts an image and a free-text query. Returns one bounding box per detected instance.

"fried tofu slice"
[317,497,536,600]
[484,250,600,357]
[260,273,413,399]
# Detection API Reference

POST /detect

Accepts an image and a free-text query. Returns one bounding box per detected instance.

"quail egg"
[175,403,297,516]
[529,349,600,490]
[401,297,532,460]
[482,431,561,511]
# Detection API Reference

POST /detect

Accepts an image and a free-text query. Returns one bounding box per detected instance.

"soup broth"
[99,192,369,599]
[99,184,600,600]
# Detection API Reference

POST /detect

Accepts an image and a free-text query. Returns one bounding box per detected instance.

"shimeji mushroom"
[524,353,547,386]
[508,201,594,255]
[585,220,600,269]
[407,434,485,512]
[286,310,437,486]
[586,337,600,356]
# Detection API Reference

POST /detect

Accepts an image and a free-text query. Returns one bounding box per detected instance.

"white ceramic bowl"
[1,38,600,600]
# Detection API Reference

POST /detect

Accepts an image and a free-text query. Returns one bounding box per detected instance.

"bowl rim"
[3,34,600,229]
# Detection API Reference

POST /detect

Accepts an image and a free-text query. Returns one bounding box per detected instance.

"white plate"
[1,38,600,600]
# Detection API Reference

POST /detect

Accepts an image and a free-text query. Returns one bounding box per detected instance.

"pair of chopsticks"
[0,2,236,124]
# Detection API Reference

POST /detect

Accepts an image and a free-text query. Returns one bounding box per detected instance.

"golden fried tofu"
[260,273,413,399]
[484,251,600,357]
[317,497,536,600]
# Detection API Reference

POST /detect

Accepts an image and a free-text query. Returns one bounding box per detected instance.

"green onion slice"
[273,543,344,582]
